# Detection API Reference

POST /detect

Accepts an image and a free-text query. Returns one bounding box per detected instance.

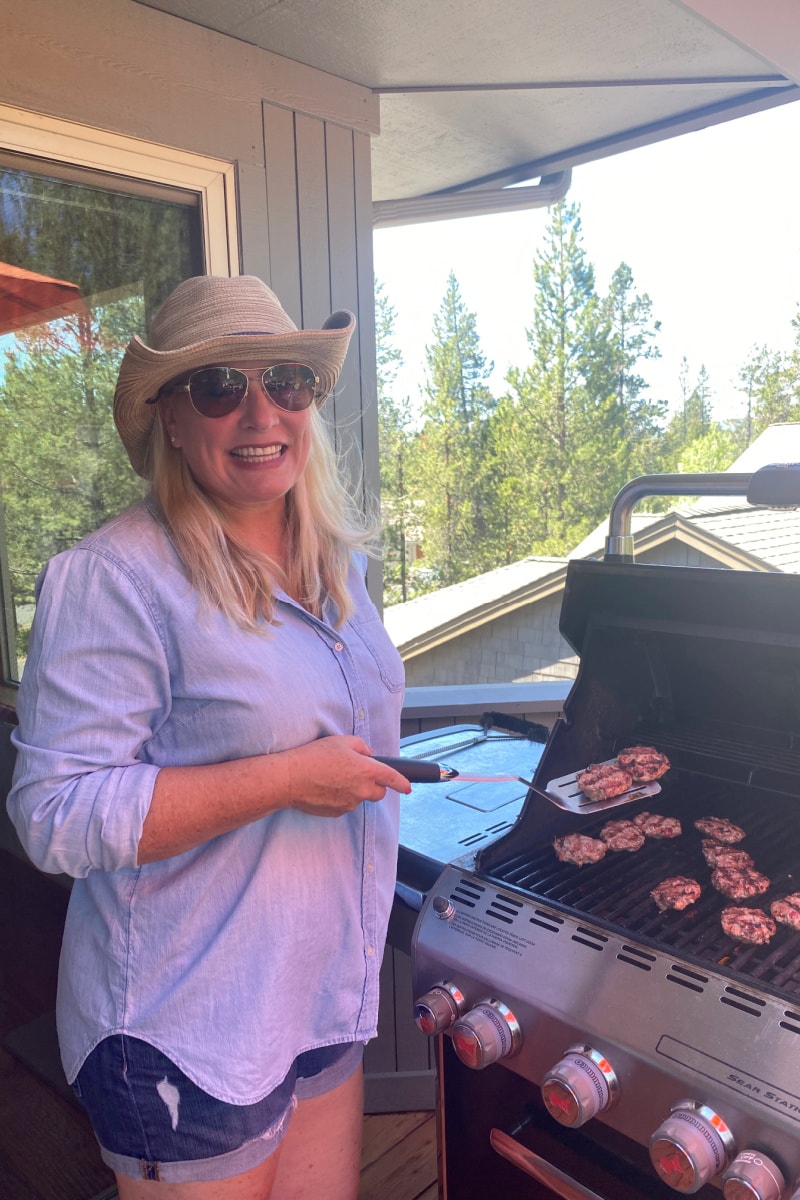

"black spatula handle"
[372,755,444,783]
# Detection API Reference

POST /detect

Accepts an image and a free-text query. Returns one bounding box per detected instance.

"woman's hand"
[280,735,412,817]
[138,735,411,863]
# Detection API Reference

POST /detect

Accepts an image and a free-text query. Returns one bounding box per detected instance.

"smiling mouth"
[230,445,285,462]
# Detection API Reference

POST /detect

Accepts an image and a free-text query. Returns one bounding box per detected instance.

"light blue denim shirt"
[8,498,404,1104]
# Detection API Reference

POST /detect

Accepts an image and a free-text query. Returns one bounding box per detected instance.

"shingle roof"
[383,556,566,652]
[677,424,800,569]
[686,506,800,572]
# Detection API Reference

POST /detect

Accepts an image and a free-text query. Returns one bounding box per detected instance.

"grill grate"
[488,779,800,1002]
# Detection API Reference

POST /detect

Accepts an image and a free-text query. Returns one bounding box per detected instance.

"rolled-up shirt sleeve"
[8,548,168,877]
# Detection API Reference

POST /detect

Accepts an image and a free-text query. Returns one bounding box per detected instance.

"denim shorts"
[71,1035,364,1183]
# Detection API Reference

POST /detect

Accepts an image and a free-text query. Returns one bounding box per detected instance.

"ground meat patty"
[575,763,633,802]
[693,816,746,844]
[721,906,777,945]
[553,833,607,866]
[711,865,770,900]
[616,745,670,782]
[651,876,702,912]
[633,812,682,838]
[770,894,800,930]
[701,839,753,869]
[599,819,645,852]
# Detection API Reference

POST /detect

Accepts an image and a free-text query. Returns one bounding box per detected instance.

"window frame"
[0,105,240,701]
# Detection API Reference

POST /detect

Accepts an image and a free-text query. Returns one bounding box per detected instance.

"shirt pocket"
[348,615,405,694]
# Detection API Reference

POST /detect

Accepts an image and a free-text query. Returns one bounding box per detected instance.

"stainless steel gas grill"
[411,469,800,1200]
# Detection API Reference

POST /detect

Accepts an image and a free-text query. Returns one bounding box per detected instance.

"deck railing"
[401,680,570,737]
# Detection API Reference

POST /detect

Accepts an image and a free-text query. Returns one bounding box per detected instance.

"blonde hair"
[146,408,377,629]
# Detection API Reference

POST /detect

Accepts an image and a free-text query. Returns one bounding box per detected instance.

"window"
[0,108,238,696]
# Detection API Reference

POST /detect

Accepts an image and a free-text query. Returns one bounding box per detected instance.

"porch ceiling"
[134,0,800,202]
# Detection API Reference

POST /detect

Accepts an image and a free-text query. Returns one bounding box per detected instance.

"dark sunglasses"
[154,363,321,418]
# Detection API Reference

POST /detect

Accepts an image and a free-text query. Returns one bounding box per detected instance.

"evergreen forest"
[378,201,800,605]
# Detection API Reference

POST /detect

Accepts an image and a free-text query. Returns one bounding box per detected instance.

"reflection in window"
[0,158,203,679]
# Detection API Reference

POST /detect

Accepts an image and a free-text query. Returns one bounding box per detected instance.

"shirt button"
[358,708,365,720]
[334,641,343,652]
[366,945,375,957]
[366,862,375,874]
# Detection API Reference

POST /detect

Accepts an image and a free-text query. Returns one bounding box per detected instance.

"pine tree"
[0,300,146,661]
[739,313,800,437]
[374,282,416,603]
[737,347,773,446]
[499,200,619,555]
[603,262,667,475]
[664,360,716,466]
[410,273,496,585]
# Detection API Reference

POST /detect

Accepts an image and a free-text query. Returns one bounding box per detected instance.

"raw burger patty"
[770,894,800,930]
[553,833,607,866]
[633,812,682,838]
[616,745,670,782]
[576,763,633,802]
[599,819,645,852]
[694,816,746,844]
[721,907,777,945]
[651,876,701,912]
[711,865,770,900]
[701,839,753,869]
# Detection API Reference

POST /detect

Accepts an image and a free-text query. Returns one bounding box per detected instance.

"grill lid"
[478,559,800,874]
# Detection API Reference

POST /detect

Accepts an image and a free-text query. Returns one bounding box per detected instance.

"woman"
[8,274,411,1199]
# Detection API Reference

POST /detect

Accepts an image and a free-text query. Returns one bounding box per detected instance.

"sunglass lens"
[189,367,248,417]
[262,364,318,411]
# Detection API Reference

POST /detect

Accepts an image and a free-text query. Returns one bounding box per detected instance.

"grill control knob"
[722,1151,786,1200]
[650,1100,736,1193]
[431,894,456,920]
[413,982,466,1036]
[450,998,521,1070]
[541,1045,619,1128]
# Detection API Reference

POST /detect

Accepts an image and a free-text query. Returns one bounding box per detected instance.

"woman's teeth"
[231,445,284,461]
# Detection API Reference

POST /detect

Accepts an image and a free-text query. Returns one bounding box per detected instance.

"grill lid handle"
[746,462,800,507]
[605,463,800,562]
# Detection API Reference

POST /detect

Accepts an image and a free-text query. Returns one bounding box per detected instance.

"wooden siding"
[3,1,378,159]
[402,591,578,687]
[365,945,435,1114]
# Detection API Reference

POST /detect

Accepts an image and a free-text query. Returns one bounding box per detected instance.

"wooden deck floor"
[360,1110,438,1200]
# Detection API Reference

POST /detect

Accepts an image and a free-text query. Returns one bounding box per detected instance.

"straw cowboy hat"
[114,274,356,476]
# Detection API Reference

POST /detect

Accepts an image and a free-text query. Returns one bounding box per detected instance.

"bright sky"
[372,99,800,423]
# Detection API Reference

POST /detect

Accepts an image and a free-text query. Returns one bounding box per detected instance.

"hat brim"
[114,310,355,477]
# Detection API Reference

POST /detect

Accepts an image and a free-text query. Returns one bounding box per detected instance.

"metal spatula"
[373,754,662,814]
[373,755,535,787]
[543,761,662,814]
